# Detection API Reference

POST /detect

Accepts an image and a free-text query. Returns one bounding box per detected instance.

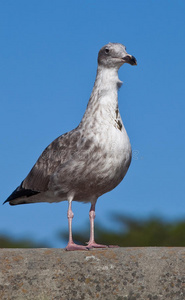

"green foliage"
[2,215,185,248]
[0,234,47,248]
[60,215,185,247]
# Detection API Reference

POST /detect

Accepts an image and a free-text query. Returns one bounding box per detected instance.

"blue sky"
[1,1,185,247]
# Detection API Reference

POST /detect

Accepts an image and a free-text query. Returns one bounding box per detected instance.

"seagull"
[4,43,137,250]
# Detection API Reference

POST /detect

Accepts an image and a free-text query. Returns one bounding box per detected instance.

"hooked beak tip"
[123,55,137,66]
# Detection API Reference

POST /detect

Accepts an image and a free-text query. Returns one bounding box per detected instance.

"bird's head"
[98,43,137,69]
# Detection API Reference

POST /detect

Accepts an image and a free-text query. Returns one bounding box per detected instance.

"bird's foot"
[87,242,108,249]
[65,241,88,251]
[87,242,120,249]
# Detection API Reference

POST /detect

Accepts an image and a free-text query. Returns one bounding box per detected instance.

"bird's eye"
[105,48,109,54]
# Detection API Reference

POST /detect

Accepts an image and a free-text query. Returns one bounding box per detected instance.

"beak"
[122,54,137,66]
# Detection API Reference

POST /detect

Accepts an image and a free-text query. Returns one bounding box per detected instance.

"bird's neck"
[80,66,122,127]
[93,65,122,93]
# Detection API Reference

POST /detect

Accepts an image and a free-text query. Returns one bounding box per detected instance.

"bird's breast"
[51,104,132,202]
[77,117,132,199]
[98,119,131,179]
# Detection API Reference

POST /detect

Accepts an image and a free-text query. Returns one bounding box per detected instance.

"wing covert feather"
[22,129,83,191]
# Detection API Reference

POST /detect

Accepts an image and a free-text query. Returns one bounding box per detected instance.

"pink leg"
[87,203,108,249]
[65,200,87,251]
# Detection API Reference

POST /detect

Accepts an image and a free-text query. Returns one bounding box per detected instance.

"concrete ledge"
[0,248,185,300]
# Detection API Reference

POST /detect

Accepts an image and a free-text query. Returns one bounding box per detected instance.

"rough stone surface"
[0,248,185,300]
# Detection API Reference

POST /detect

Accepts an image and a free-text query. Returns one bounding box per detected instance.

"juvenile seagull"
[4,43,137,250]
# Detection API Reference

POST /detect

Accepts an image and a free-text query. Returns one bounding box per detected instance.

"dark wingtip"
[4,186,40,205]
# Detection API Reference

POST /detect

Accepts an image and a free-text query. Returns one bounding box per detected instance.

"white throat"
[80,65,123,128]
[94,65,122,93]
